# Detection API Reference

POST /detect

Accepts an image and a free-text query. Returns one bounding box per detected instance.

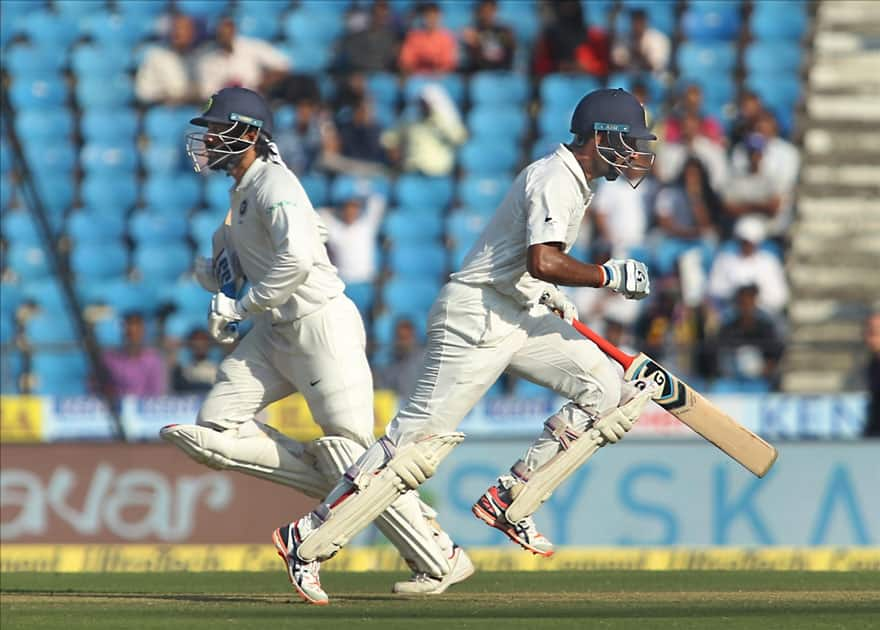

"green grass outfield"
[2,571,879,630]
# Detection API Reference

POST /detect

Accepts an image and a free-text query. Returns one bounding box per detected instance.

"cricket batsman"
[272,88,661,604]
[160,87,472,602]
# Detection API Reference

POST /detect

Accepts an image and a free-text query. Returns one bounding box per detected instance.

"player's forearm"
[527,245,605,288]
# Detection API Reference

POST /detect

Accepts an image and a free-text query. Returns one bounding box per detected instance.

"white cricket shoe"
[272,521,329,605]
[472,485,555,557]
[392,546,475,595]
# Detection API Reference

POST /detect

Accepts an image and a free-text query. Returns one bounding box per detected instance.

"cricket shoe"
[392,546,475,595]
[472,485,555,557]
[272,521,329,605]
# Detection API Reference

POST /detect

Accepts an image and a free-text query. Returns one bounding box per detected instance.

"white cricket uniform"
[387,145,622,470]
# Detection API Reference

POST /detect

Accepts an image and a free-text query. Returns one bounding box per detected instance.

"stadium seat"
[9,77,67,110]
[158,278,207,316]
[25,313,78,346]
[387,245,447,280]
[23,142,76,173]
[21,10,82,49]
[93,315,123,347]
[615,1,676,36]
[1,210,41,245]
[70,242,129,280]
[133,243,192,281]
[80,109,138,143]
[459,175,511,213]
[0,347,22,392]
[681,3,742,41]
[366,73,400,109]
[442,1,474,31]
[143,142,189,175]
[33,176,75,220]
[540,74,602,109]
[81,173,139,211]
[381,278,442,318]
[677,42,737,78]
[331,175,391,205]
[177,0,232,22]
[470,72,529,106]
[537,105,575,139]
[459,138,519,176]
[395,175,454,210]
[298,173,329,208]
[129,210,190,245]
[446,210,489,249]
[497,0,540,43]
[751,1,808,41]
[143,105,201,143]
[55,0,107,19]
[164,311,207,339]
[404,75,466,108]
[76,74,134,109]
[144,174,202,211]
[236,0,287,39]
[190,209,227,256]
[79,278,159,316]
[6,244,51,280]
[345,281,375,318]
[72,43,135,78]
[117,0,168,21]
[279,41,331,73]
[67,209,126,244]
[746,74,802,112]
[83,12,152,45]
[1,281,25,317]
[80,141,139,174]
[382,210,444,244]
[30,350,89,396]
[744,42,803,75]
[21,278,67,314]
[467,106,528,141]
[204,174,233,212]
[4,42,66,76]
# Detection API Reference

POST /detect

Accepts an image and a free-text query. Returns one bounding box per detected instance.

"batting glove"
[539,286,579,324]
[601,258,651,300]
[194,256,220,293]
[208,293,247,344]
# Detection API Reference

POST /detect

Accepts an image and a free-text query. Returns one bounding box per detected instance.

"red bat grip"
[571,319,636,370]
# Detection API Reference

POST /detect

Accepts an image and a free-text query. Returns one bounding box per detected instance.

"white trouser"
[386,281,622,472]
[196,295,453,577]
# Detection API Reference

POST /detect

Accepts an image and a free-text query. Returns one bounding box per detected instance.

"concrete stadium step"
[806,95,880,122]
[788,299,870,324]
[789,321,865,344]
[784,347,862,373]
[797,198,878,218]
[781,370,849,393]
[817,1,880,28]
[803,128,880,157]
[800,164,880,188]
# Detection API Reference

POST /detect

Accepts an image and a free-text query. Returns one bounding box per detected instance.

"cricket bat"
[213,210,240,334]
[571,319,778,477]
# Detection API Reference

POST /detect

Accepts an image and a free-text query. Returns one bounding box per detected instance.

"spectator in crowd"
[711,284,784,384]
[275,96,337,174]
[376,317,424,398]
[171,328,218,393]
[381,84,467,176]
[631,79,656,128]
[634,278,687,370]
[663,84,725,145]
[398,2,458,74]
[611,8,670,75]
[654,157,720,242]
[135,13,199,104]
[729,90,764,148]
[326,97,389,176]
[461,0,516,72]
[195,16,291,100]
[865,310,880,437]
[655,111,729,193]
[319,194,386,285]
[707,217,789,316]
[102,312,167,397]
[337,0,400,73]
[723,134,787,239]
[592,167,654,258]
[533,1,609,77]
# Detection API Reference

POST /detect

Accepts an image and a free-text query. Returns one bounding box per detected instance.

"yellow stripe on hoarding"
[2,545,878,573]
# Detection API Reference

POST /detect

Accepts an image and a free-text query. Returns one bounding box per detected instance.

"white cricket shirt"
[229,158,344,322]
[451,144,594,306]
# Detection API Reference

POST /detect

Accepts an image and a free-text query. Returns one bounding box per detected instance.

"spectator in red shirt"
[663,83,725,145]
[399,2,458,74]
[533,1,609,77]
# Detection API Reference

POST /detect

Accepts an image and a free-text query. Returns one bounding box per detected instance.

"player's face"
[186,122,257,173]
[594,131,655,188]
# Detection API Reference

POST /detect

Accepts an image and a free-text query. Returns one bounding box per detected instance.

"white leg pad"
[160,422,330,499]
[505,388,653,523]
[297,432,465,563]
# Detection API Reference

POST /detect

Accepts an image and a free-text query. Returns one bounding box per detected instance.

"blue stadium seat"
[459,138,519,175]
[21,10,82,49]
[159,278,207,316]
[459,175,511,213]
[616,1,676,36]
[382,210,444,244]
[381,278,441,317]
[83,12,152,45]
[4,43,66,76]
[751,1,808,41]
[686,75,735,111]
[1,141,11,176]
[581,0,615,27]
[744,42,803,75]
[205,174,232,212]
[298,173,329,207]
[450,243,474,270]
[30,350,89,396]
[164,311,207,339]
[190,209,227,256]
[446,210,489,249]
[81,109,138,143]
[144,106,201,143]
[1,210,41,245]
[677,42,737,78]
[0,349,22,393]
[746,74,802,112]
[144,142,188,175]
[81,173,139,212]
[80,141,139,174]
[117,0,168,20]
[606,72,667,104]
[134,242,192,281]
[67,209,126,244]
[442,1,475,31]
[395,175,454,210]
[72,44,135,77]
[280,41,331,73]
[32,176,75,220]
[79,279,159,315]
[6,244,51,280]
[366,73,400,109]
[283,2,346,45]
[236,0,287,39]
[24,142,76,173]
[1,281,25,317]
[404,75,466,108]
[1,177,12,210]
[274,105,296,132]
[537,104,575,139]
[681,3,742,41]
[20,279,66,314]
[26,313,78,346]
[93,315,123,347]
[76,74,134,108]
[14,108,73,142]
[177,0,232,22]
[129,210,190,245]
[387,245,447,280]
[470,72,529,106]
[497,0,540,43]
[144,174,202,211]
[540,74,602,109]
[467,106,528,141]
[9,77,67,109]
[1,312,15,348]
[331,175,391,204]
[70,241,129,280]
[345,281,375,318]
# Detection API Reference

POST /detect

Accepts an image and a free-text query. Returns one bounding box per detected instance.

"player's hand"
[539,286,578,324]
[208,311,239,344]
[208,293,245,344]
[592,412,634,444]
[194,256,220,292]
[601,258,650,300]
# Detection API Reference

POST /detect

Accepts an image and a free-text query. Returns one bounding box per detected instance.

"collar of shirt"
[234,156,270,192]
[554,144,593,196]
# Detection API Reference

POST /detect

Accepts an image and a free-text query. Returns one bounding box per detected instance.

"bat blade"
[624,352,778,477]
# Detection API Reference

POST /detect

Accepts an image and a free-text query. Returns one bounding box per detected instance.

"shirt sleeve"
[524,169,581,247]
[240,178,318,312]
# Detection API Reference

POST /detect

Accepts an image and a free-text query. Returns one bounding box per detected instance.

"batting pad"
[298,432,465,563]
[505,388,654,523]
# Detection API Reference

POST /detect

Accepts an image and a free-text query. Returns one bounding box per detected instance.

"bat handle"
[571,319,635,370]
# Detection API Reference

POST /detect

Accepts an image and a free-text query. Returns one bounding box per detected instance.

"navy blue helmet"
[569,88,656,188]
[186,87,274,173]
